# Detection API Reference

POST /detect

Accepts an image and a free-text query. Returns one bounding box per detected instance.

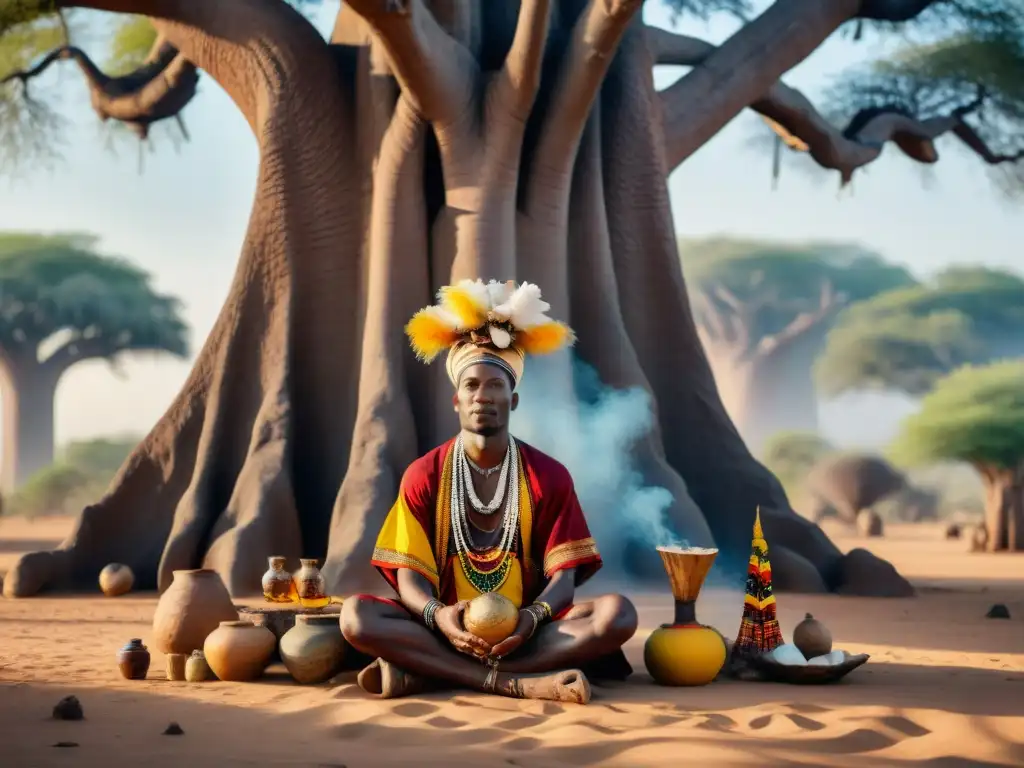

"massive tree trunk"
[978,462,1024,553]
[694,282,841,454]
[0,355,61,491]
[3,0,916,600]
[705,339,822,455]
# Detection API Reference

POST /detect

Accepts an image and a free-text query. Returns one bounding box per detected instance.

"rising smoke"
[511,354,688,575]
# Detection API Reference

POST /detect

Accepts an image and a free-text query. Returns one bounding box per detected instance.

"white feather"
[485,280,512,312]
[488,325,512,349]
[496,282,551,329]
[423,304,462,329]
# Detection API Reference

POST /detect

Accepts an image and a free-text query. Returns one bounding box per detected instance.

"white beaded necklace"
[457,438,512,515]
[450,435,519,557]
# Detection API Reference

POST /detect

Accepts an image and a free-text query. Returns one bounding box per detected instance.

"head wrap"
[405,279,575,390]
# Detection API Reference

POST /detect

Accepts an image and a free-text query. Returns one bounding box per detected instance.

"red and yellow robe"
[370,438,602,610]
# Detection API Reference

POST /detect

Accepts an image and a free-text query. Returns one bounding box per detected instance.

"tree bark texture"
[0,357,62,491]
[2,0,913,599]
[979,463,1024,553]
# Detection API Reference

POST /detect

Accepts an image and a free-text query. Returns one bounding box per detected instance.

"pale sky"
[0,2,1020,455]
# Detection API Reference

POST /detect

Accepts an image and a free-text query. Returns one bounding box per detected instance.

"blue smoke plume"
[511,354,688,574]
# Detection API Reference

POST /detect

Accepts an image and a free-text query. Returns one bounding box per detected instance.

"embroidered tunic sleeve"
[370,458,440,593]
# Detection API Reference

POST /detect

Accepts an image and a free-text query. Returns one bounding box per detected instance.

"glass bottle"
[292,558,329,609]
[262,556,296,603]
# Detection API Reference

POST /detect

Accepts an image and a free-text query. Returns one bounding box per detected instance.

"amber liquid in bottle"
[293,558,329,609]
[262,556,297,603]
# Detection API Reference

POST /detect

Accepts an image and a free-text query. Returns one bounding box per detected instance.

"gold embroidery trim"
[371,547,439,585]
[543,537,599,575]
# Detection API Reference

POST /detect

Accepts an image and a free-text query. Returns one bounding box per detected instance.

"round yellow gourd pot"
[644,623,727,686]
[643,546,727,687]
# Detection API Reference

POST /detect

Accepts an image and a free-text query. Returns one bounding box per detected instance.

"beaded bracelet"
[422,598,444,631]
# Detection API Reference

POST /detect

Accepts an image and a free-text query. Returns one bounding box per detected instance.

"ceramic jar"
[643,547,727,687]
[117,638,151,680]
[185,649,211,682]
[151,569,239,654]
[262,556,295,603]
[204,620,276,682]
[292,559,329,609]
[279,614,346,684]
[166,653,188,681]
[99,563,134,597]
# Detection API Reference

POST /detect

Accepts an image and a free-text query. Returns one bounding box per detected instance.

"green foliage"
[0,232,189,363]
[4,432,139,517]
[760,430,836,495]
[682,237,917,342]
[6,462,92,517]
[825,1,1024,194]
[889,359,1024,471]
[815,266,1024,396]
[61,435,138,477]
[661,0,752,22]
[105,15,156,76]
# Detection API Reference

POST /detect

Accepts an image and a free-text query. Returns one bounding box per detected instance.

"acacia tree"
[685,238,915,451]
[816,266,1024,398]
[0,233,188,491]
[3,0,1021,600]
[890,360,1024,551]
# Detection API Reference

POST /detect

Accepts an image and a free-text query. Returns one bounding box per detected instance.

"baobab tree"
[1,0,1020,599]
[684,238,915,452]
[0,233,188,491]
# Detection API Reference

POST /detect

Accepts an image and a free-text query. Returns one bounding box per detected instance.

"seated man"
[341,280,638,705]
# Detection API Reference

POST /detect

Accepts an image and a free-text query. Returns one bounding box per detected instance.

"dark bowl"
[749,652,870,685]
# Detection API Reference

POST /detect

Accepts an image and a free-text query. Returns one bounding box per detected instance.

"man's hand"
[489,610,538,659]
[435,601,492,658]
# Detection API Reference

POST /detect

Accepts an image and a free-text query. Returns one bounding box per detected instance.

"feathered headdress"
[405,279,575,367]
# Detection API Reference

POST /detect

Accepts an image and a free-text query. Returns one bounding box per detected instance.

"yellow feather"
[439,284,489,329]
[515,321,575,355]
[405,309,462,361]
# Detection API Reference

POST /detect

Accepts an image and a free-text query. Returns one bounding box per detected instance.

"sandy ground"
[1,516,1022,767]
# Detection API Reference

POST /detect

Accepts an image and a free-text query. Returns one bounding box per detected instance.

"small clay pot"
[279,614,346,684]
[166,653,188,681]
[204,620,276,682]
[185,650,211,682]
[99,563,134,597]
[117,638,151,680]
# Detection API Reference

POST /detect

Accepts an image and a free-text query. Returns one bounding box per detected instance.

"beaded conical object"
[732,507,783,659]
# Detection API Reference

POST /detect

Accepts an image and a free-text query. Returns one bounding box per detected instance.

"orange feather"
[405,309,462,361]
[515,321,575,355]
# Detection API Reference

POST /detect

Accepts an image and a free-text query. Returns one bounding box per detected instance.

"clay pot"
[117,638,151,680]
[279,614,346,684]
[204,620,276,682]
[166,653,188,681]
[151,569,239,654]
[643,547,727,686]
[99,563,134,597]
[792,613,833,659]
[185,650,211,682]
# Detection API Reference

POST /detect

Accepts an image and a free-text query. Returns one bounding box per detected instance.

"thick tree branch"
[2,41,199,139]
[857,0,940,21]
[654,0,938,170]
[645,25,715,66]
[493,0,552,120]
[652,24,1014,184]
[527,0,643,209]
[755,281,845,360]
[343,0,476,125]
[43,0,340,138]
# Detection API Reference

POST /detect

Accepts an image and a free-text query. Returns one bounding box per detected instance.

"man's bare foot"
[357,658,428,699]
[502,669,592,705]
